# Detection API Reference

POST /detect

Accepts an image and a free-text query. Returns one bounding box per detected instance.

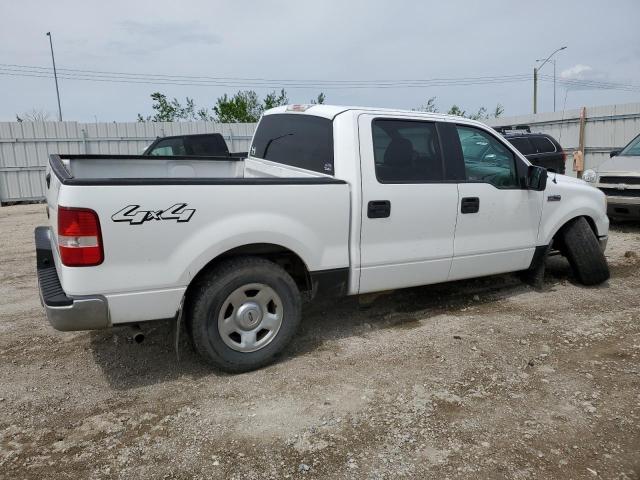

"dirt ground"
[1,203,639,480]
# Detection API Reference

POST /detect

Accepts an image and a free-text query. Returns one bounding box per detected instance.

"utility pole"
[533,46,566,114]
[537,59,558,111]
[533,67,538,114]
[553,59,557,112]
[46,32,63,121]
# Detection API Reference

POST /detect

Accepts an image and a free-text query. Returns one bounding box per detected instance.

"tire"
[188,257,302,372]
[560,217,610,286]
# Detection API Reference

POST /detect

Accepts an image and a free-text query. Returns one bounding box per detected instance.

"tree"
[213,90,263,123]
[137,92,210,122]
[213,89,293,123]
[197,108,215,121]
[493,103,504,118]
[311,92,326,105]
[417,97,438,113]
[447,105,467,117]
[148,92,181,122]
[467,107,487,121]
[414,98,504,119]
[447,102,503,119]
[138,88,325,123]
[15,109,51,122]
[263,89,289,110]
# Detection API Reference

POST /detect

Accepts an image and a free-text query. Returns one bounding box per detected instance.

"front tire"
[188,257,302,372]
[560,217,610,286]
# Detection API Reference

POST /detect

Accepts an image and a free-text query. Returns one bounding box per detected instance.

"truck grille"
[599,188,640,197]
[599,176,640,185]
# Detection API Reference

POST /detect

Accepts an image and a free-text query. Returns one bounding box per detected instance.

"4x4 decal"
[112,203,195,225]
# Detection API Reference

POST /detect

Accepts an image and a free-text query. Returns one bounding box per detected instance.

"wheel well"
[186,243,312,296]
[551,215,598,250]
[582,216,597,235]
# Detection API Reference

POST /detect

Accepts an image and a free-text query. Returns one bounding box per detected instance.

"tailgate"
[44,161,62,267]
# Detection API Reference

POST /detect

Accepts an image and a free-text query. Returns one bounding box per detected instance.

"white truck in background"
[583,132,640,221]
[36,104,610,372]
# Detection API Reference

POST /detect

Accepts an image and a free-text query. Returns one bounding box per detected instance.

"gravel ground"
[1,203,639,480]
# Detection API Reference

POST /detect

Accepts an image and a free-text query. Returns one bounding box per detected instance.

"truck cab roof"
[262,104,489,128]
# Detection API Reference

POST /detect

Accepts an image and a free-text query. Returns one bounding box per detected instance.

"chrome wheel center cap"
[236,302,263,330]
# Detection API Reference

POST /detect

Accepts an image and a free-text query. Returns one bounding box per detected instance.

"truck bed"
[44,153,351,325]
[54,154,330,183]
[64,154,243,179]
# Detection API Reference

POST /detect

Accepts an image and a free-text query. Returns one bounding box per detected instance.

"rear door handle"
[461,197,480,214]
[368,200,391,218]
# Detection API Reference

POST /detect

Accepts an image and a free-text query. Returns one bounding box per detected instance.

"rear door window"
[507,137,535,155]
[250,114,334,174]
[372,119,444,182]
[530,136,556,154]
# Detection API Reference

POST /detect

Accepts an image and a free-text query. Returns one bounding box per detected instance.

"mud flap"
[520,245,551,290]
[174,296,185,362]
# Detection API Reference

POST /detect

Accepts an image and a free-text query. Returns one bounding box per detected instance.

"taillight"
[57,207,103,266]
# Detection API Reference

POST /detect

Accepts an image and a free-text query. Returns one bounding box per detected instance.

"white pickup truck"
[36,104,610,371]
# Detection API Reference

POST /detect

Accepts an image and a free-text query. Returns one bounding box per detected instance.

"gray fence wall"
[0,121,256,204]
[485,102,640,175]
[2,102,640,204]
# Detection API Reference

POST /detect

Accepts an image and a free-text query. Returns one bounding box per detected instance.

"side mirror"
[609,149,620,158]
[527,165,548,191]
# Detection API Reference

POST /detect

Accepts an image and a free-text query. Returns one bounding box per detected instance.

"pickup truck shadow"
[288,257,588,360]
[89,322,213,390]
[89,255,597,390]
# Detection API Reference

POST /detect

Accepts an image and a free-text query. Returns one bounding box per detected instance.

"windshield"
[620,134,640,156]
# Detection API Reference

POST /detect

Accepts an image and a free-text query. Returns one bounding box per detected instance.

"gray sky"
[2,0,639,122]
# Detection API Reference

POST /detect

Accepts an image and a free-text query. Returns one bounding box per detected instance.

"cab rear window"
[250,114,334,175]
[148,137,186,156]
[184,135,229,156]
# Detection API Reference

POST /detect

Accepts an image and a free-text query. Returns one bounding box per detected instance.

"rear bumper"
[35,226,110,331]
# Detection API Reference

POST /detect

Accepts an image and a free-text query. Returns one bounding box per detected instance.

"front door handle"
[461,197,480,214]
[368,200,391,218]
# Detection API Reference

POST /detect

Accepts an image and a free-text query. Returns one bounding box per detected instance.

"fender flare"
[545,214,598,245]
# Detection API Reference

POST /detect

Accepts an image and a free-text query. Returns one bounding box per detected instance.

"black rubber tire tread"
[560,217,610,286]
[188,256,301,373]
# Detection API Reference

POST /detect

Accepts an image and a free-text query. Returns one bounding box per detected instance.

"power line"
[0,62,533,85]
[1,63,638,92]
[538,74,640,92]
[0,68,535,89]
[5,62,639,90]
[537,73,640,90]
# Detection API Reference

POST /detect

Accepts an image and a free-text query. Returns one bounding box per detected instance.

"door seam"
[447,183,461,280]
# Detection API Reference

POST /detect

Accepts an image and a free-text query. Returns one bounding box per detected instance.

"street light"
[46,32,63,121]
[533,46,567,114]
[536,58,559,112]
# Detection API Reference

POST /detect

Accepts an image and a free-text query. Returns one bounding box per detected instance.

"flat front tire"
[188,257,302,372]
[560,217,610,286]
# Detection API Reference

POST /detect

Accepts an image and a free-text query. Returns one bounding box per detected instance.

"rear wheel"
[189,257,302,372]
[560,217,609,286]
